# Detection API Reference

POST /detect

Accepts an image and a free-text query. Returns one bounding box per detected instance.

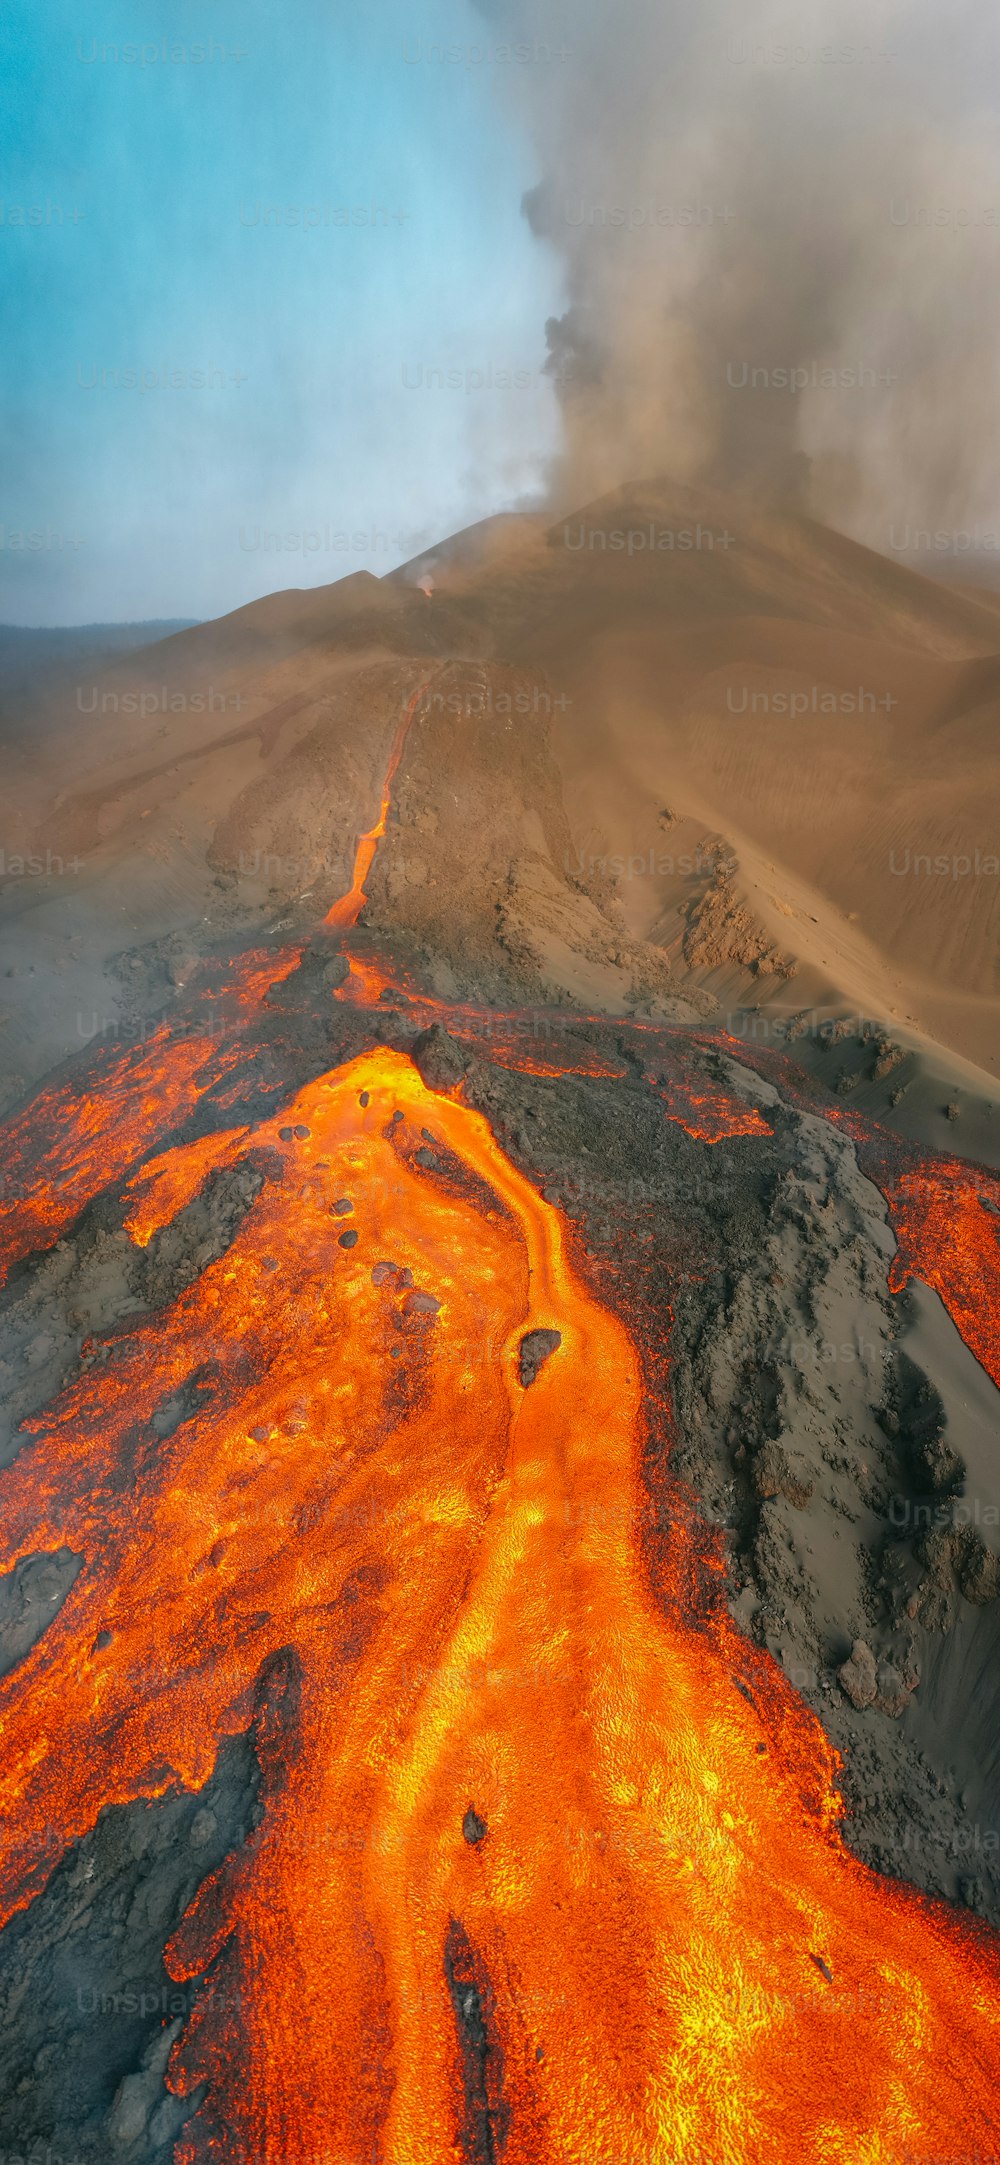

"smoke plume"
[475,0,1000,545]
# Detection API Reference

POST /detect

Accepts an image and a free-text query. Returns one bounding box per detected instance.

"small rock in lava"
[462,1807,488,1846]
[518,1329,562,1388]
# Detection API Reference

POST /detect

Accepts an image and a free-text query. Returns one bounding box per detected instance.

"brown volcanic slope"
[2,478,999,1099]
[396,482,1000,1074]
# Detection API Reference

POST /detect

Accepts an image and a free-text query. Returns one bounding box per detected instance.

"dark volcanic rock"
[955,1529,1000,1605]
[0,1732,261,2165]
[404,1290,441,1317]
[839,1640,879,1710]
[463,1807,488,1847]
[0,1548,84,1680]
[411,1023,470,1092]
[752,1441,813,1509]
[884,1353,964,1495]
[875,1659,913,1719]
[909,1528,960,1631]
[517,1329,562,1388]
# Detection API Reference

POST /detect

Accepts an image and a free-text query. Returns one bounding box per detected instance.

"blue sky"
[0,0,564,623]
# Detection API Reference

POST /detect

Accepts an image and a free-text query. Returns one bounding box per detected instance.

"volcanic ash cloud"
[477,0,1000,541]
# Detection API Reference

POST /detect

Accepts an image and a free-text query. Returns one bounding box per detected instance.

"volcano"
[1,482,999,2163]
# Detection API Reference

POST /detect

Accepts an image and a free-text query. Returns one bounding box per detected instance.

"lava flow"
[859,1144,1000,1392]
[2,1048,1000,2165]
[325,680,432,932]
[2,693,1000,2162]
[702,1031,1000,1390]
[0,944,300,1290]
[646,1065,773,1144]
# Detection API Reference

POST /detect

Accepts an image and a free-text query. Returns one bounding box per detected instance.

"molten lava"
[0,1028,237,1287]
[0,944,299,1289]
[2,1048,999,2164]
[646,1067,774,1144]
[876,1153,1000,1391]
[325,682,431,932]
[1,692,1000,2160]
[703,1032,1000,1390]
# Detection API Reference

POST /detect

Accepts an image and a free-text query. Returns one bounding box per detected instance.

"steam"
[475,0,1000,544]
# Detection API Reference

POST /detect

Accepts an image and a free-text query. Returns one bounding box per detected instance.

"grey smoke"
[473,0,1000,540]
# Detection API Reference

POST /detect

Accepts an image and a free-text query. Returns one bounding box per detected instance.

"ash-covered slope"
[0,633,715,1107]
[3,478,999,1102]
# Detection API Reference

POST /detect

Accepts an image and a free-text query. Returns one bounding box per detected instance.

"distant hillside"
[0,620,200,720]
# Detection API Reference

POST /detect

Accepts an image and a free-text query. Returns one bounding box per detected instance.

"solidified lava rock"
[874,1660,912,1719]
[838,1640,918,1718]
[404,1290,441,1317]
[955,1529,1000,1605]
[910,1528,960,1632]
[751,1441,813,1509]
[289,942,350,994]
[918,1432,966,1495]
[517,1329,562,1388]
[838,1640,879,1710]
[873,1041,906,1082]
[443,1918,509,2162]
[411,1023,470,1093]
[0,1548,83,1680]
[0,1729,261,2164]
[881,1353,964,1496]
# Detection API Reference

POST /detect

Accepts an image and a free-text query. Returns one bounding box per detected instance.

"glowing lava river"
[1,699,1000,2161]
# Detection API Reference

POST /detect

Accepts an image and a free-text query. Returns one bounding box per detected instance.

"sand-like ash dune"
[393,482,1000,1075]
[1,479,998,1106]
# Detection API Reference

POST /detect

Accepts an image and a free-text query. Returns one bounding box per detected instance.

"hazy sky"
[1,0,564,624]
[7,1,1000,626]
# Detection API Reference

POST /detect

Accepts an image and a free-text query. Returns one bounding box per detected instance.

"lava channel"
[0,1050,998,2163]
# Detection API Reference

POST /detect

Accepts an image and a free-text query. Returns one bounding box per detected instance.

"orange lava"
[335,949,628,1079]
[486,1045,627,1080]
[815,1113,1000,1391]
[0,942,302,1288]
[212,944,303,1011]
[0,1029,240,1286]
[325,682,431,931]
[879,1156,1000,1390]
[1,1047,999,2163]
[646,1069,774,1144]
[123,1126,250,1245]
